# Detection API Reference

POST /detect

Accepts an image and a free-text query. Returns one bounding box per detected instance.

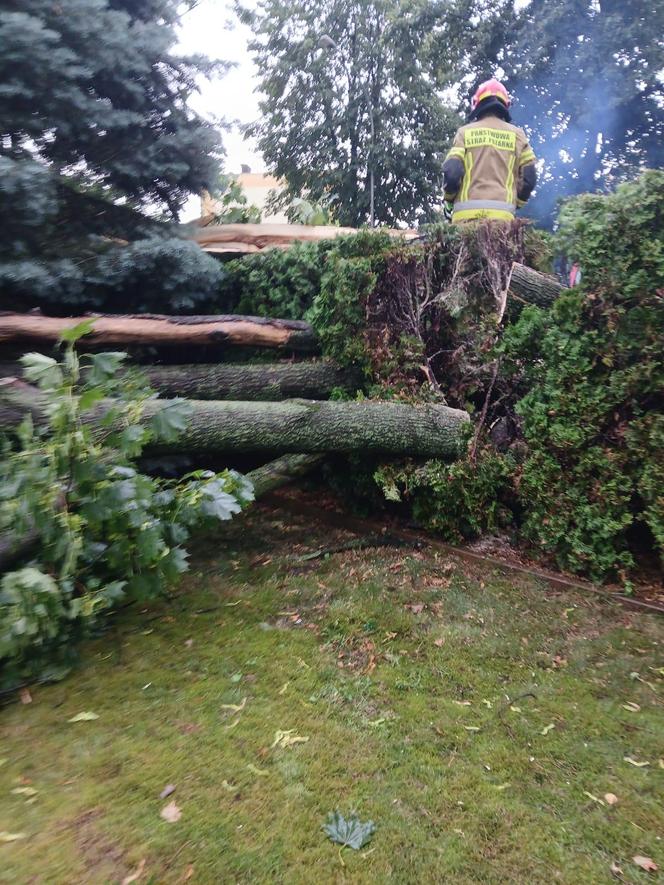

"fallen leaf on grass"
[622,702,641,712]
[453,700,472,707]
[633,856,658,872]
[19,688,32,705]
[510,705,522,713]
[541,723,556,735]
[159,784,176,800]
[464,726,481,732]
[160,801,181,823]
[271,729,309,750]
[121,858,146,884]
[367,717,387,727]
[221,780,236,792]
[433,638,445,647]
[278,682,289,695]
[10,787,38,798]
[406,603,424,614]
[583,791,605,806]
[247,763,269,777]
[68,711,99,722]
[323,811,376,850]
[220,697,247,714]
[624,756,650,767]
[604,793,619,805]
[0,832,26,842]
[182,864,194,881]
[610,861,623,876]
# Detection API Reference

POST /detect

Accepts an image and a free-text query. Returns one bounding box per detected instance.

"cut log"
[0,380,469,459]
[129,362,362,401]
[246,454,324,497]
[0,312,318,352]
[507,262,565,309]
[193,221,417,255]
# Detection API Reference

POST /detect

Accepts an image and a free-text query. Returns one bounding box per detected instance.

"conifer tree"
[0,0,225,311]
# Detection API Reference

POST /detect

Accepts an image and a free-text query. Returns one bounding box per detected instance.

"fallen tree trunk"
[246,454,325,497]
[0,312,318,352]
[0,361,361,401]
[0,380,469,458]
[142,399,469,458]
[129,362,362,401]
[507,262,565,309]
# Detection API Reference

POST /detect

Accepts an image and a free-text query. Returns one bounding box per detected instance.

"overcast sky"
[178,0,263,176]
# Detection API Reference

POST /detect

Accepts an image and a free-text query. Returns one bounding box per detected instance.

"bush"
[216,230,398,320]
[500,171,664,578]
[0,324,253,686]
[375,449,516,543]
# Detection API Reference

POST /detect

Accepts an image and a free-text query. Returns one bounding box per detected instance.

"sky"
[177,0,263,175]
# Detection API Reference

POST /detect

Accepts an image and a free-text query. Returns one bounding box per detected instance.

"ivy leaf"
[323,811,376,850]
[150,401,191,443]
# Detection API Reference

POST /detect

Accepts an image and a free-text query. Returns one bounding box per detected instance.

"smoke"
[497,1,663,228]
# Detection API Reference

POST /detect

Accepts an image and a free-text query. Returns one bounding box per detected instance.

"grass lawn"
[1,502,663,884]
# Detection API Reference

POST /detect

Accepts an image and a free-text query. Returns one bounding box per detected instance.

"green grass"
[1,504,663,884]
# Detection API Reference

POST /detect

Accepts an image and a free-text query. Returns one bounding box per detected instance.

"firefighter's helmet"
[471,79,511,112]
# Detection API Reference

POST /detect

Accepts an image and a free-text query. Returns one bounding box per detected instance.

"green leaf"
[150,400,191,443]
[19,352,62,389]
[87,352,127,384]
[78,387,104,411]
[68,711,99,722]
[323,812,376,850]
[59,319,96,343]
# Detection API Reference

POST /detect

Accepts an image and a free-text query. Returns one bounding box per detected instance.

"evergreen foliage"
[0,0,225,312]
[500,171,664,578]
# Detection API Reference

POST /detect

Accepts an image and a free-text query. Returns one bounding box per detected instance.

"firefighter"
[442,79,537,224]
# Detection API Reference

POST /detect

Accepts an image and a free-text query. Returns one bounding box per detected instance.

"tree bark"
[141,399,468,458]
[246,454,325,497]
[129,362,362,401]
[0,361,361,401]
[0,312,318,352]
[0,380,470,458]
[507,262,565,309]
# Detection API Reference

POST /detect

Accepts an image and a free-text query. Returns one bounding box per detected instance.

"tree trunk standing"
[0,313,318,353]
[0,381,470,459]
[129,362,363,401]
[506,262,565,309]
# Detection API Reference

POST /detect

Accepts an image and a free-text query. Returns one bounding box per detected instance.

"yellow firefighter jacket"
[442,114,537,223]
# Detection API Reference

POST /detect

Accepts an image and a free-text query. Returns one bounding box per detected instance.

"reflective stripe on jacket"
[442,115,537,223]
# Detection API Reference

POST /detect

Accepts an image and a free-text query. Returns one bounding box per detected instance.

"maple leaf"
[323,811,376,850]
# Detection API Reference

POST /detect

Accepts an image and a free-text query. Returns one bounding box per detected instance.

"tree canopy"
[239,0,460,228]
[427,0,664,226]
[0,0,226,311]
